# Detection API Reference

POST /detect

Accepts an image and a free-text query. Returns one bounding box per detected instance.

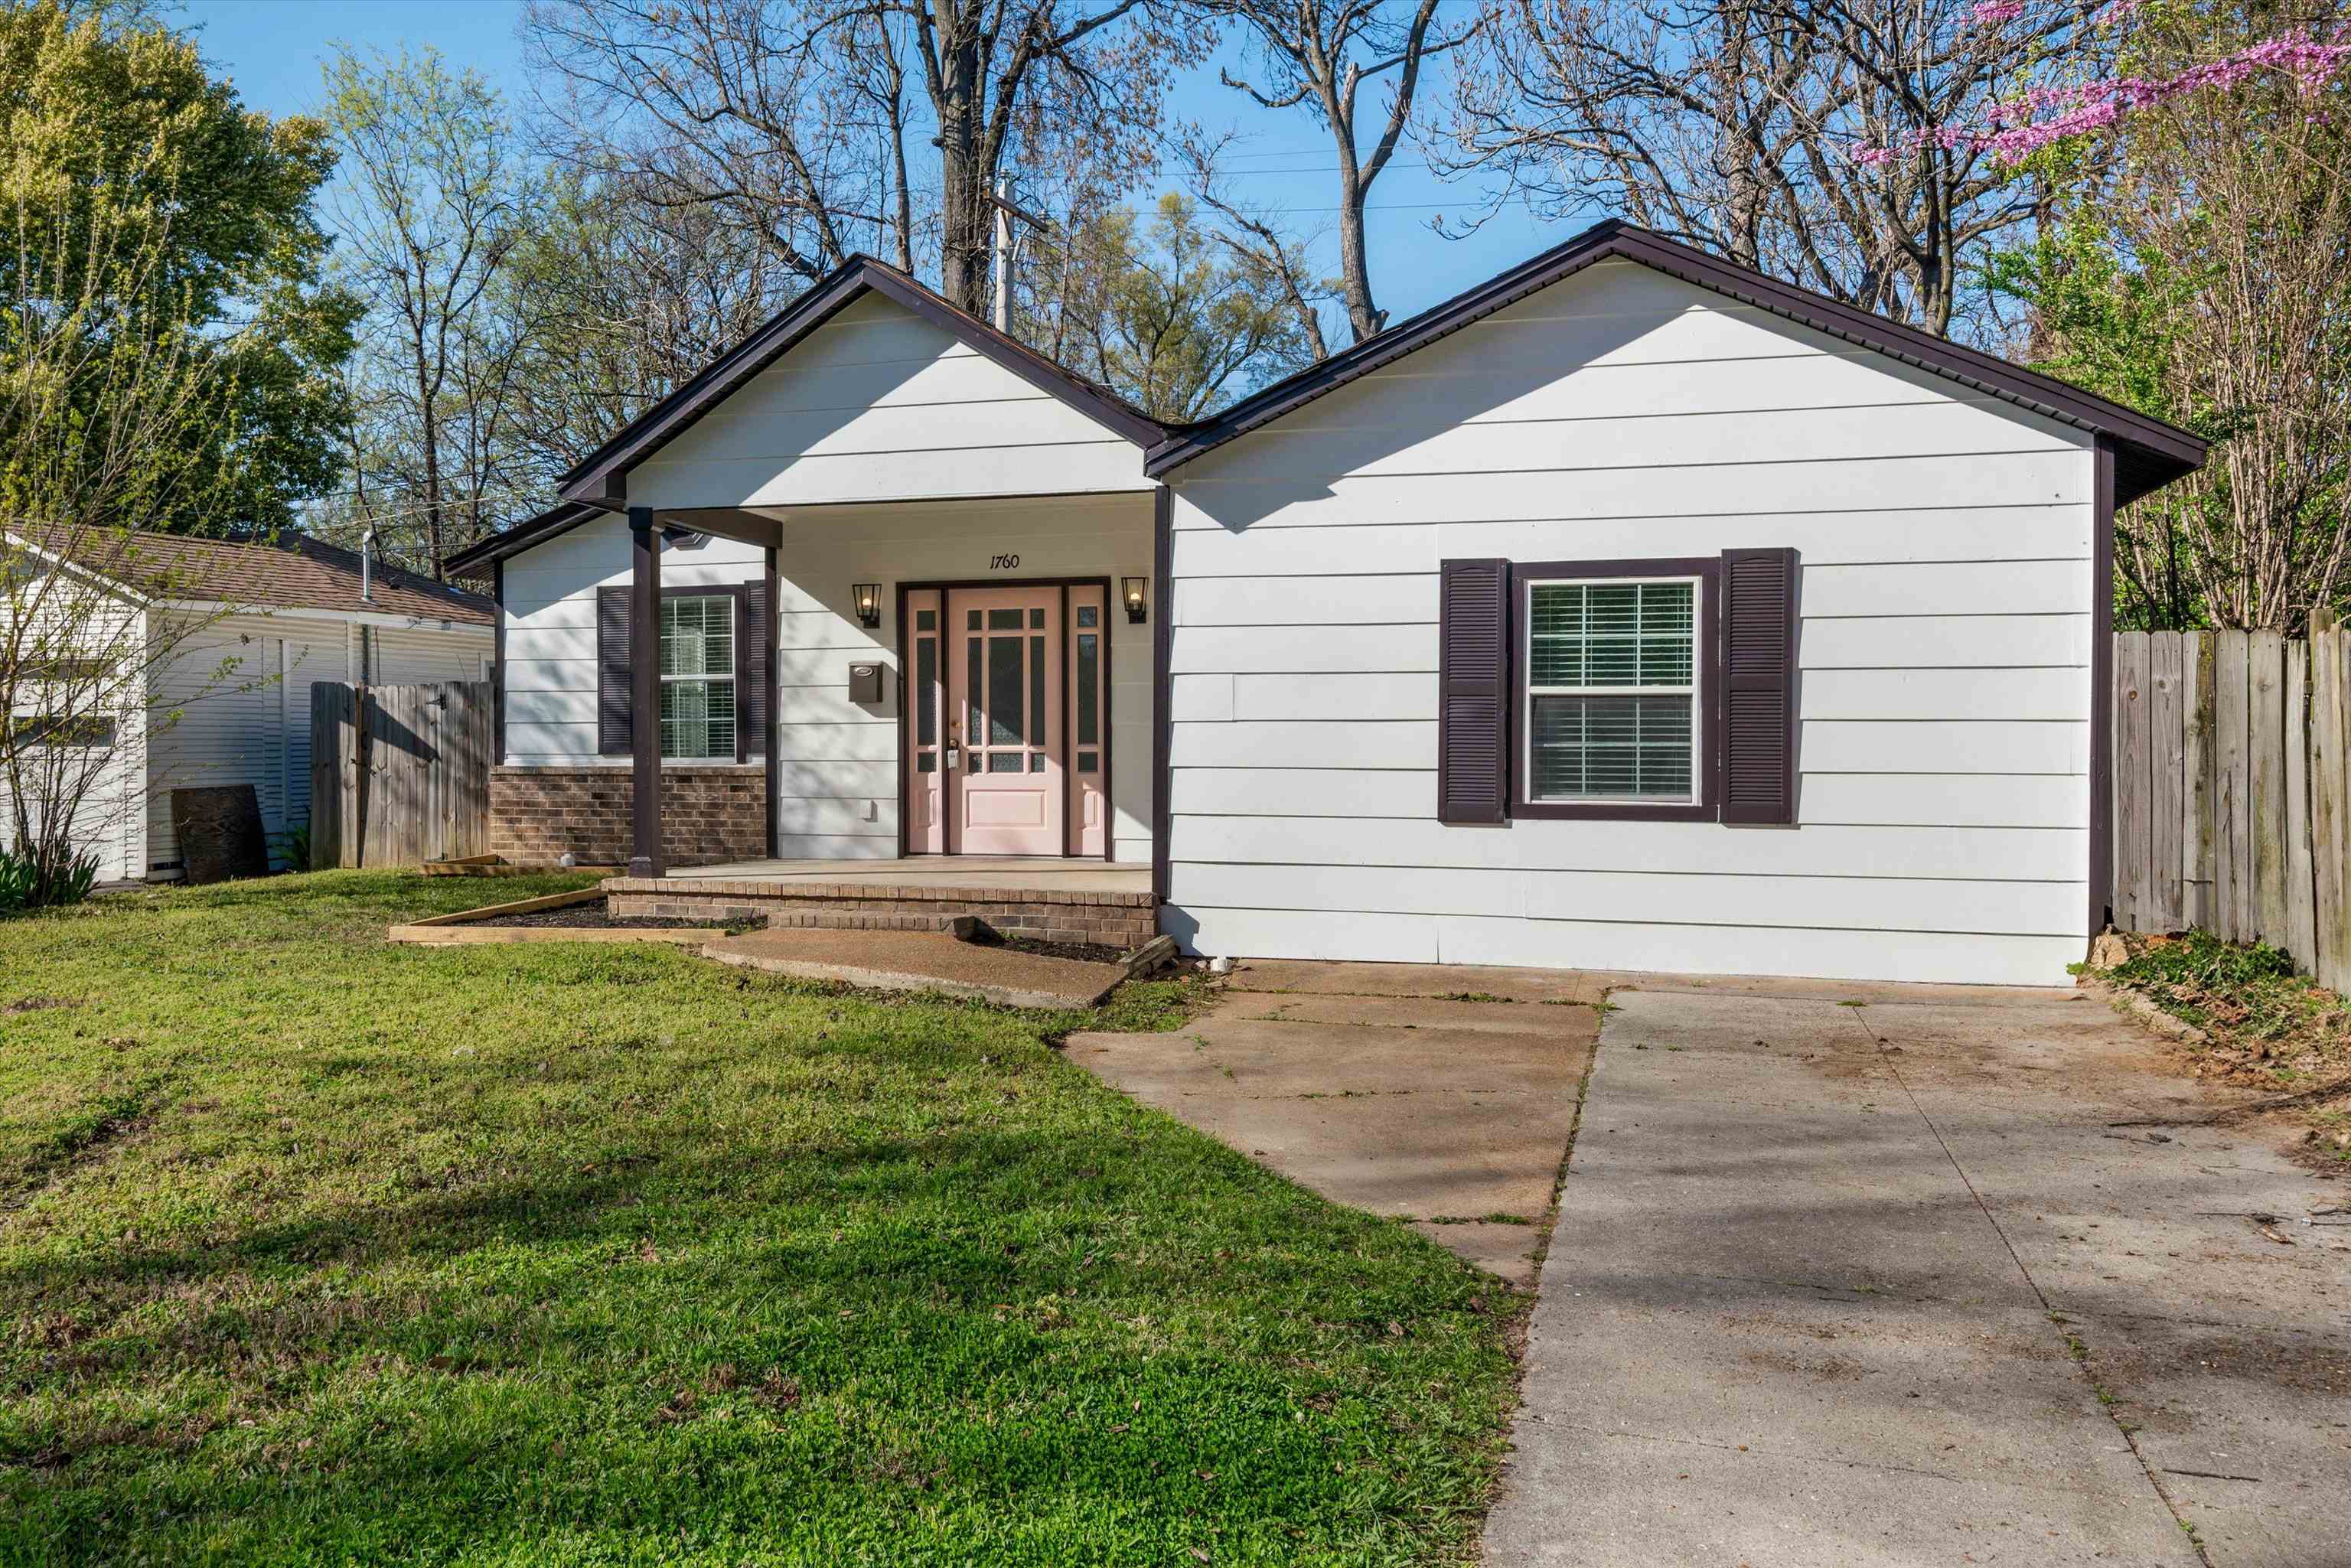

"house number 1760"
[989,553,1020,569]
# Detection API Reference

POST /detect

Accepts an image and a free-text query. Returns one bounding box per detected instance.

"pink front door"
[943,587,1064,855]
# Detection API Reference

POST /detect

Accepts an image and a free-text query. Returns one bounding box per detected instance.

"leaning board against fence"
[308,681,493,870]
[2111,627,2351,987]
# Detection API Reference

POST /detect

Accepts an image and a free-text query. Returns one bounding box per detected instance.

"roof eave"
[1143,221,2208,495]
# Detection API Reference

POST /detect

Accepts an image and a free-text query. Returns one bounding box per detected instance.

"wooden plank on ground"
[2150,632,2186,931]
[2213,632,2250,941]
[2251,630,2289,947]
[2114,631,2150,930]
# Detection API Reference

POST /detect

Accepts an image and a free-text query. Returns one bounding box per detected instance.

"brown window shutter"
[597,584,631,756]
[1720,548,1798,824]
[737,581,769,759]
[1438,558,1511,823]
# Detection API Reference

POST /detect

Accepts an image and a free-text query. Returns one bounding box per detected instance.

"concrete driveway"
[1067,958,1603,1284]
[1488,978,2350,1568]
[1074,960,2350,1566]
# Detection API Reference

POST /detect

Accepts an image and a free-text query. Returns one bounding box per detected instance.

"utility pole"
[992,178,1012,331]
[988,181,1052,334]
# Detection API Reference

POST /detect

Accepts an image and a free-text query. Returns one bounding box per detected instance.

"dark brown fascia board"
[442,500,613,575]
[553,256,1171,509]
[1142,219,2208,504]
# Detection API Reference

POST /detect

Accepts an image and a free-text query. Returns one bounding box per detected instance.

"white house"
[447,220,2206,986]
[2,529,493,881]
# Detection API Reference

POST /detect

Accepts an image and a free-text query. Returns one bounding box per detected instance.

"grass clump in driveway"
[0,872,1517,1566]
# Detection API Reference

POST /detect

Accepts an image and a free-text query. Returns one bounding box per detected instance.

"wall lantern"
[852,582,882,628]
[1122,577,1149,624]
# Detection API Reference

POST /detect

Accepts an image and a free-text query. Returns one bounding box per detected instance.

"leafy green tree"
[0,1,357,534]
[1032,194,1320,420]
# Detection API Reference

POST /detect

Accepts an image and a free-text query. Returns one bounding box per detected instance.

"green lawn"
[0,872,1518,1566]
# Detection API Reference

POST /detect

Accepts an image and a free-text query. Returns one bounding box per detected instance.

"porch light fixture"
[852,582,882,628]
[1122,577,1149,624]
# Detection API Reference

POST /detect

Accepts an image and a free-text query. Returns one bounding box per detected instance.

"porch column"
[628,506,666,878]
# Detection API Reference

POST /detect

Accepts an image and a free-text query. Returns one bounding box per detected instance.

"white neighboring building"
[2,530,492,881]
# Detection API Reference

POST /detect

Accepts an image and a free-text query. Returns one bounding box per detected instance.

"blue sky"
[178,0,1564,327]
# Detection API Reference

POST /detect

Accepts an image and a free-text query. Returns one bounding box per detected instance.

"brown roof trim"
[553,256,1171,508]
[442,500,610,575]
[1143,219,2207,505]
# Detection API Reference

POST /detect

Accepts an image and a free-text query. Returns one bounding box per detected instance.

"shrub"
[0,844,99,914]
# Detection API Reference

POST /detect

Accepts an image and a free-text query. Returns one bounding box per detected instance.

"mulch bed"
[974,933,1129,966]
[473,900,756,934]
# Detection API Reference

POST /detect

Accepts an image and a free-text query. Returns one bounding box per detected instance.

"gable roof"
[15,527,494,625]
[1142,219,2206,506]
[555,255,1172,508]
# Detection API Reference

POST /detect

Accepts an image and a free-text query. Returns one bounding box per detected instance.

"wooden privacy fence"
[309,681,493,869]
[2111,627,2351,988]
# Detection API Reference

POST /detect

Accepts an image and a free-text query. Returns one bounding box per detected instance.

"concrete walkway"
[1066,959,1599,1284]
[1486,982,2351,1568]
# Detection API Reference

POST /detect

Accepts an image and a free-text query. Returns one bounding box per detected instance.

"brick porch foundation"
[489,764,766,869]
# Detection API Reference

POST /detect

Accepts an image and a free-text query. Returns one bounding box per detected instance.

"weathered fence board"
[2111,628,2351,983]
[309,681,492,869]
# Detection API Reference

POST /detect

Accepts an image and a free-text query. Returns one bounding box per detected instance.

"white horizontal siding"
[1161,256,2097,984]
[501,515,768,767]
[628,293,1151,510]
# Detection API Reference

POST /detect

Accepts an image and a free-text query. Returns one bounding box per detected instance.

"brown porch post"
[628,506,666,878]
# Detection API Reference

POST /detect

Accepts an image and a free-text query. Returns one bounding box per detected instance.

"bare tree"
[1443,0,2112,338]
[1176,126,1335,361]
[324,45,536,575]
[1197,0,1478,342]
[526,0,1192,315]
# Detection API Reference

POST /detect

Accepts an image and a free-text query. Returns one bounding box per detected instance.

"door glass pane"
[1029,608,1045,629]
[1077,605,1097,628]
[967,608,981,630]
[1077,750,1097,772]
[967,634,982,740]
[988,608,1023,630]
[916,754,936,772]
[988,752,1025,772]
[1029,634,1044,749]
[915,637,936,746]
[916,608,936,631]
[1076,633,1098,745]
[1532,694,1692,799]
[988,635,1024,743]
[1030,753,1047,771]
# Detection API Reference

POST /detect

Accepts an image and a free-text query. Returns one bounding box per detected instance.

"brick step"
[766,911,981,936]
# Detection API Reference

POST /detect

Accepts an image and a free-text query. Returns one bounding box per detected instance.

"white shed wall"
[146,610,488,875]
[1162,259,2096,986]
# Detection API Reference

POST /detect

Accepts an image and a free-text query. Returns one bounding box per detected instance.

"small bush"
[0,845,99,914]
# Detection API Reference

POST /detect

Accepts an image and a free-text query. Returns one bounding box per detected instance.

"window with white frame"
[659,595,736,759]
[1524,577,1700,802]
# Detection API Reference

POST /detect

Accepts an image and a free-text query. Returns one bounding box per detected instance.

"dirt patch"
[4,996,79,1014]
[975,933,1129,966]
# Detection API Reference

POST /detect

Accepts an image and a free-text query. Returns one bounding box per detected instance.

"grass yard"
[0,873,1519,1566]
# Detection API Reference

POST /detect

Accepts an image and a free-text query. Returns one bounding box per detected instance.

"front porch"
[604,855,1159,950]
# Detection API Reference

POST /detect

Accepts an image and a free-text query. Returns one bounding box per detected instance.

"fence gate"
[2111,627,2351,989]
[308,681,492,869]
